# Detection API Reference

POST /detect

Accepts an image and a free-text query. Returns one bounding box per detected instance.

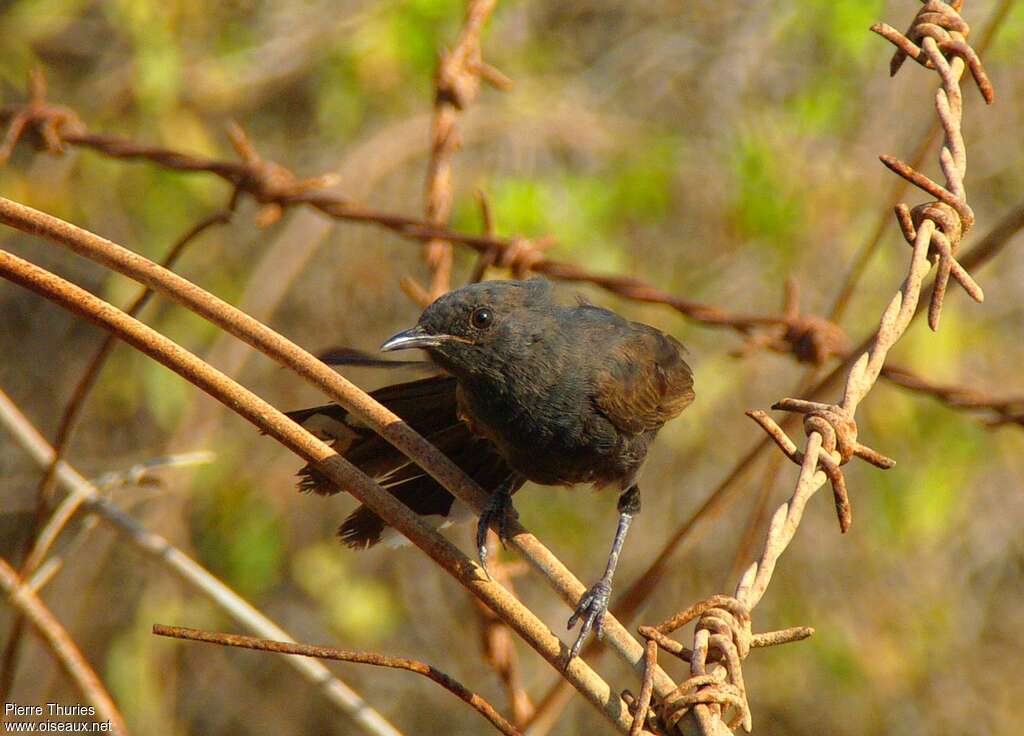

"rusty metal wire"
[648,3,996,733]
[881,364,1024,427]
[0,207,233,704]
[152,624,522,736]
[418,0,510,300]
[0,71,790,343]
[0,205,647,732]
[3,69,1018,413]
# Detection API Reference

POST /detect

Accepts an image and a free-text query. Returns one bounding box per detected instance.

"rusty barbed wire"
[417,0,511,300]
[647,2,996,733]
[731,278,849,366]
[5,68,1019,424]
[880,364,1024,427]
[0,70,788,339]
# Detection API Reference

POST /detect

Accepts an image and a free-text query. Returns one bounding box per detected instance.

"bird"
[288,277,694,658]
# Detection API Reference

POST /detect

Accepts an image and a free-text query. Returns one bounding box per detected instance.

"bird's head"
[380,278,554,377]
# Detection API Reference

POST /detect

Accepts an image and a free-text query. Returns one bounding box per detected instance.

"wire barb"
[0,67,84,165]
[873,0,991,330]
[636,596,814,734]
[656,3,998,733]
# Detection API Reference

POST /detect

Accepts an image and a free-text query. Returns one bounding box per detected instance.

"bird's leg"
[567,484,640,659]
[476,474,520,577]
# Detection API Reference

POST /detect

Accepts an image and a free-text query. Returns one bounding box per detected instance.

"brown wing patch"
[593,327,694,435]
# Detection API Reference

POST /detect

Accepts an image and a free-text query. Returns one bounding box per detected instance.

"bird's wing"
[285,374,521,548]
[592,326,694,435]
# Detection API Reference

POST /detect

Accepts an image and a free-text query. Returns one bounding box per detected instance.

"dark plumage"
[288,277,694,658]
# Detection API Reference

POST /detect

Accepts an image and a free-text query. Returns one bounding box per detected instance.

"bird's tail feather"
[286,375,519,548]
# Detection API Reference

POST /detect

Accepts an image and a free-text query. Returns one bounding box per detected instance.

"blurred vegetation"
[1,1,1023,735]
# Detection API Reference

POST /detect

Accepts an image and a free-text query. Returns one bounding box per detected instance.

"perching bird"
[289,278,694,658]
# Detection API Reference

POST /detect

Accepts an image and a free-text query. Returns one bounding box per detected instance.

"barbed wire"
[416,0,510,301]
[636,2,996,733]
[0,2,1018,733]
[1,70,1019,431]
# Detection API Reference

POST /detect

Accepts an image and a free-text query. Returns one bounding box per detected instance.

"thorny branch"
[151,624,521,736]
[647,2,997,733]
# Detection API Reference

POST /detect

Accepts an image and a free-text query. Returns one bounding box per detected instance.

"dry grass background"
[1,1,1023,734]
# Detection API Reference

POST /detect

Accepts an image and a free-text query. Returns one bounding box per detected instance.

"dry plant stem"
[0,197,679,708]
[0,389,402,736]
[421,0,501,299]
[0,250,637,733]
[0,557,128,736]
[152,624,520,736]
[0,209,230,705]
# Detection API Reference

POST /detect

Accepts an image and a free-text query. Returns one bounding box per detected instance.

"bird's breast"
[454,376,650,489]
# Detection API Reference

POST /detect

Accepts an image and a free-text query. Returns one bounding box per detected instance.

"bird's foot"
[567,577,612,660]
[476,489,517,577]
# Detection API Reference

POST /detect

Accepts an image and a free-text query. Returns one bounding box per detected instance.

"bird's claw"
[567,578,612,660]
[476,490,517,577]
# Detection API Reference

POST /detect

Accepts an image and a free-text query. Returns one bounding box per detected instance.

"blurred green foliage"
[190,464,285,599]
[1,1,1022,735]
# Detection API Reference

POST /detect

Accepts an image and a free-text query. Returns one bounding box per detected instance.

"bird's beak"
[379,325,448,353]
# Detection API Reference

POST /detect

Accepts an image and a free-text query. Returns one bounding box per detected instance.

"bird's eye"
[470,307,493,329]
